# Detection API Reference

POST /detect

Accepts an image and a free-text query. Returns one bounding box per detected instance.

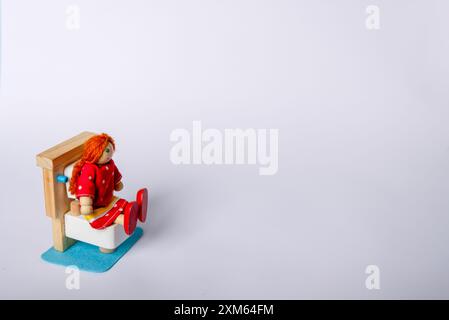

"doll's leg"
[112,203,138,235]
[89,199,126,229]
[123,201,138,235]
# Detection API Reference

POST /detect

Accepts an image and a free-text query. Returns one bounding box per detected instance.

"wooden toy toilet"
[36,132,131,254]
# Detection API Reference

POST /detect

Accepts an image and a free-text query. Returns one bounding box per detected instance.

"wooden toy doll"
[69,133,148,235]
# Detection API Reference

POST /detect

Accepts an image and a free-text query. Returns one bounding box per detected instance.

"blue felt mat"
[41,227,143,273]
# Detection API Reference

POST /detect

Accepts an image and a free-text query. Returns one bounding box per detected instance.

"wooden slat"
[36,131,95,170]
[42,165,75,251]
[52,217,76,252]
[42,169,57,218]
[42,167,71,219]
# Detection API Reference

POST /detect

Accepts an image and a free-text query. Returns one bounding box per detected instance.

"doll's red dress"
[75,160,128,229]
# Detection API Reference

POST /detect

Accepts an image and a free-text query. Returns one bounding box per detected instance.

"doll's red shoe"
[123,201,138,235]
[136,188,148,223]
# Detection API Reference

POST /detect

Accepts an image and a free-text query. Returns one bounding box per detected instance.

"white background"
[0,0,449,299]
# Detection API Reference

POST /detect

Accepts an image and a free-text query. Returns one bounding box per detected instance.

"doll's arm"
[113,163,123,191]
[80,196,93,215]
[76,163,96,212]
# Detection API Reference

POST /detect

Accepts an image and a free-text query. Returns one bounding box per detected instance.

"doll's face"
[97,142,115,164]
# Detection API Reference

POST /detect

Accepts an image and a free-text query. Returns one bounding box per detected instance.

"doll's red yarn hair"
[69,133,115,195]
